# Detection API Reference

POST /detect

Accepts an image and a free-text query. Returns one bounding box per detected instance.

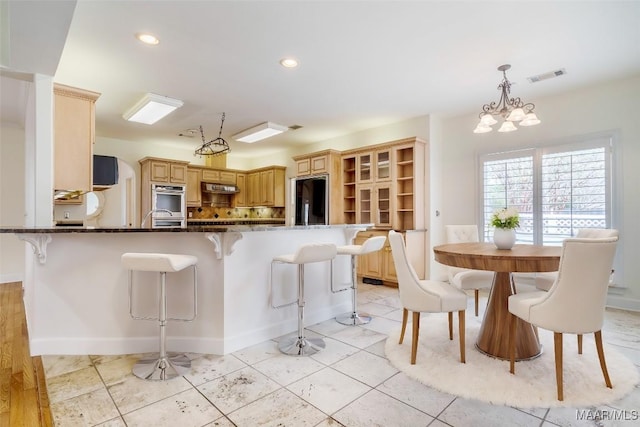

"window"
[480,136,613,246]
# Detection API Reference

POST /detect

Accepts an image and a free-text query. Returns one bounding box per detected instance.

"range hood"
[201,182,239,194]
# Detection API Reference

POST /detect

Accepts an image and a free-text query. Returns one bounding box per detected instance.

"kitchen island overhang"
[1,224,371,356]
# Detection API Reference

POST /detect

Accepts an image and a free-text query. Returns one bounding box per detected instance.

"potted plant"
[491,207,520,249]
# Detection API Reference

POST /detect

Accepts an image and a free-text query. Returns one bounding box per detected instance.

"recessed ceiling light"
[279,58,298,68]
[136,33,159,45]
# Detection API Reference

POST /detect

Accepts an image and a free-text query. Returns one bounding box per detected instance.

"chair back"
[529,235,618,333]
[292,243,337,264]
[388,230,427,307]
[445,225,480,243]
[576,228,619,239]
[444,225,480,280]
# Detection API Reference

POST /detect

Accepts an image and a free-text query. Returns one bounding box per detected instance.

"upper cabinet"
[140,157,187,184]
[246,166,286,207]
[294,151,339,177]
[53,83,101,201]
[341,137,427,230]
[354,148,391,184]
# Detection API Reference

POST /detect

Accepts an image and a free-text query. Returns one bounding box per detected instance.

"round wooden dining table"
[433,242,561,361]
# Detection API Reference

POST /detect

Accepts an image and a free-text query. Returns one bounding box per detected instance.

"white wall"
[0,124,26,283]
[440,74,640,310]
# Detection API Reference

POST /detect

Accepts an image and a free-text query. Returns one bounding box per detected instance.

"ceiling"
[2,1,640,159]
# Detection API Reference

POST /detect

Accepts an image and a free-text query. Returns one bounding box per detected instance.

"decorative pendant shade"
[194,113,231,157]
[473,64,541,134]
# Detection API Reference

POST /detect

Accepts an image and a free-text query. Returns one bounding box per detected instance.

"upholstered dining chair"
[514,228,618,292]
[388,230,467,365]
[508,233,619,401]
[444,225,494,316]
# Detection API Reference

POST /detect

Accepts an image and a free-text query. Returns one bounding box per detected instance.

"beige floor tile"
[332,350,398,387]
[122,388,223,427]
[252,353,326,386]
[197,366,281,414]
[46,366,104,404]
[42,355,93,377]
[287,367,371,414]
[107,374,192,414]
[227,388,326,426]
[333,389,434,427]
[50,387,119,426]
[184,353,247,386]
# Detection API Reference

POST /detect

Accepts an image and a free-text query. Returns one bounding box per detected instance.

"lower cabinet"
[355,229,425,286]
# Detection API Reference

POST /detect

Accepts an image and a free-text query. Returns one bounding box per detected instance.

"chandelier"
[474,64,541,133]
[194,112,231,156]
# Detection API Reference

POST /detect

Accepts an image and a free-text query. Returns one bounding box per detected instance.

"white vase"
[493,228,516,250]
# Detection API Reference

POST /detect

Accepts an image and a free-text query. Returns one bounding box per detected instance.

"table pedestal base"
[476,272,542,361]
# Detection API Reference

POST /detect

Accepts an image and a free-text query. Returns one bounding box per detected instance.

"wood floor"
[0,282,52,427]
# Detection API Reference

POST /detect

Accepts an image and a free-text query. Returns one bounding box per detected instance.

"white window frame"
[477,132,623,285]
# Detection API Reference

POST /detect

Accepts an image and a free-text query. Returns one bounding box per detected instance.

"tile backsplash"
[188,206,285,220]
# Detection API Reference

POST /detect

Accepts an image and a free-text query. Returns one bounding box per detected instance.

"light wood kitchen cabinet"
[234,173,247,207]
[247,172,260,206]
[53,83,100,203]
[354,229,421,286]
[342,137,426,231]
[293,151,337,176]
[202,169,236,184]
[342,155,357,224]
[247,167,285,207]
[357,184,392,228]
[141,157,188,184]
[186,168,202,207]
[292,150,343,224]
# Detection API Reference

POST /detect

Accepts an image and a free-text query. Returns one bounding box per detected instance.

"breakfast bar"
[1,224,367,357]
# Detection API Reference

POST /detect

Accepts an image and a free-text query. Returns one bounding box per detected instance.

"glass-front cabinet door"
[375,184,392,228]
[357,186,372,224]
[375,149,391,181]
[357,153,373,183]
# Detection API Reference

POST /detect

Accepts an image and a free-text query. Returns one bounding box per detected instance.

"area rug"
[384,313,639,408]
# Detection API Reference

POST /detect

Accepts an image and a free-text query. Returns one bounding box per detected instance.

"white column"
[24,74,54,226]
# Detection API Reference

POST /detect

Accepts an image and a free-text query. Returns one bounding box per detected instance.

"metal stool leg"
[132,271,191,380]
[336,254,371,325]
[278,264,326,356]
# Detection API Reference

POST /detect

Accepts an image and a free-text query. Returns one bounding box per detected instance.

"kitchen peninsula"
[1,224,370,356]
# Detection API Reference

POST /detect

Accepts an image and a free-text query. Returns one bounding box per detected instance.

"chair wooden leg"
[448,311,453,340]
[474,289,479,316]
[411,311,420,365]
[509,313,516,374]
[399,308,408,344]
[458,310,465,363]
[594,330,612,389]
[577,334,583,354]
[554,332,564,401]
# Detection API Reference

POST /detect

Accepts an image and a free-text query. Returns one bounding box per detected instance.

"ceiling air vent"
[527,68,567,83]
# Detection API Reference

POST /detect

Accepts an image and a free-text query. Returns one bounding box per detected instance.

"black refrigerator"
[294,175,328,225]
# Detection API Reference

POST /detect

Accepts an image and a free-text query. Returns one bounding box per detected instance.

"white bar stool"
[333,235,386,325]
[122,252,198,380]
[270,243,337,356]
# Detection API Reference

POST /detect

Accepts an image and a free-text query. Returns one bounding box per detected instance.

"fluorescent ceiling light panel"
[123,93,183,125]
[232,122,288,143]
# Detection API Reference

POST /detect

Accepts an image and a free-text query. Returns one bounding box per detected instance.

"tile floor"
[43,283,640,427]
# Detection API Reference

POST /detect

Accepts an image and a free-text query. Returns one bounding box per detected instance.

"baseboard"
[606,295,640,313]
[29,301,352,356]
